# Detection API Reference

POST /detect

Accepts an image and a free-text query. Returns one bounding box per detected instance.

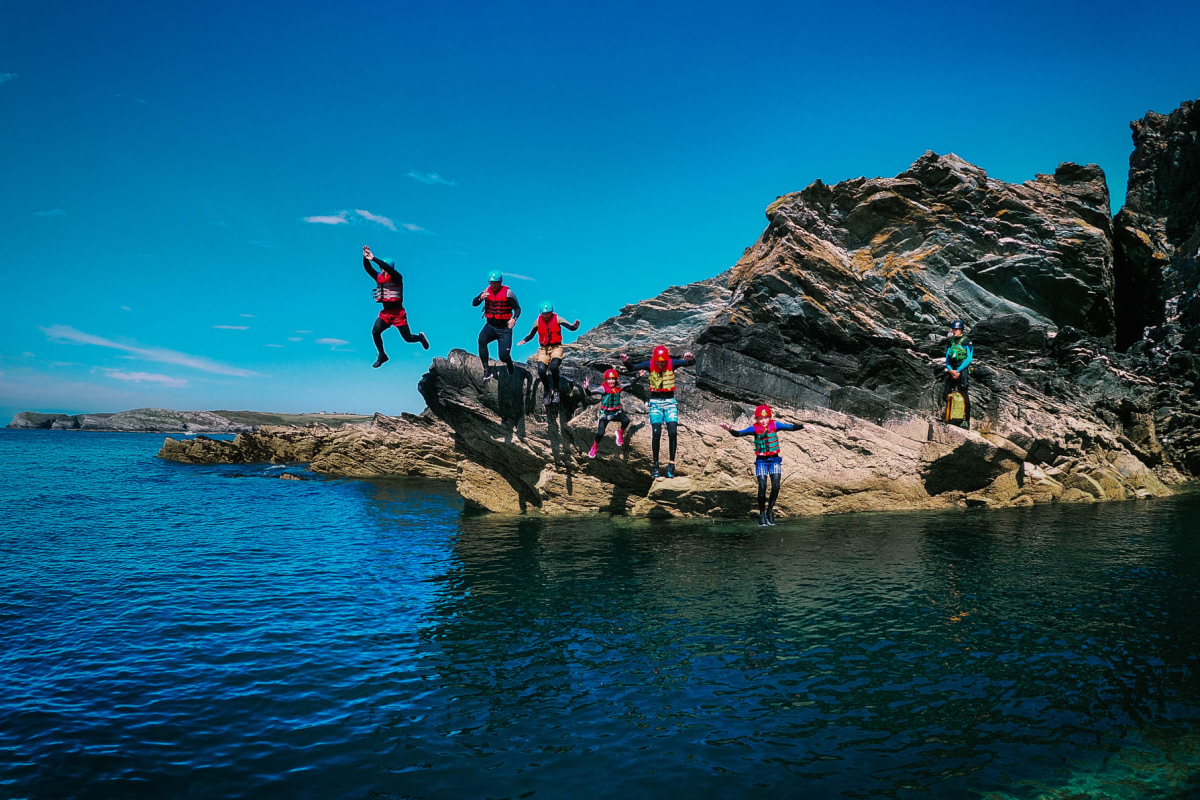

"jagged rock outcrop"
[158,412,457,479]
[414,146,1192,516]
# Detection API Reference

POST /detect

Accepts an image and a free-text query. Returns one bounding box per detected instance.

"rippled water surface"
[3,430,1200,799]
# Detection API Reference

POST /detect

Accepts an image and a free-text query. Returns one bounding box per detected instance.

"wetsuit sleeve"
[729,426,755,437]
[943,344,953,371]
[775,422,798,432]
[958,342,974,372]
[363,257,379,279]
[519,323,539,343]
[560,316,581,331]
[374,258,402,286]
[626,360,651,373]
[670,357,696,369]
[585,385,603,397]
[509,292,521,320]
[472,291,484,307]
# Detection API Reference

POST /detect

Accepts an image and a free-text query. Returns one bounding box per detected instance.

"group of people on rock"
[359,247,975,525]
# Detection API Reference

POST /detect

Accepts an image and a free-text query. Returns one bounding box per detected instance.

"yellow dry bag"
[945,391,966,423]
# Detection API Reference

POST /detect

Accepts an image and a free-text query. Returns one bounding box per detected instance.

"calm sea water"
[2,429,1200,799]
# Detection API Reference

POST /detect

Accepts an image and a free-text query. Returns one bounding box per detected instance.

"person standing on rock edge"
[582,368,640,458]
[472,271,522,381]
[621,346,695,479]
[363,246,429,369]
[943,320,974,428]
[721,404,808,527]
[516,302,581,405]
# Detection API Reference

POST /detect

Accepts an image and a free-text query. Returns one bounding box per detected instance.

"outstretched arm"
[362,245,379,279]
[720,423,755,437]
[559,315,581,332]
[516,323,539,346]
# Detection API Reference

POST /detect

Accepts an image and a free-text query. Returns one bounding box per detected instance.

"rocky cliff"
[10,408,256,433]
[161,100,1200,518]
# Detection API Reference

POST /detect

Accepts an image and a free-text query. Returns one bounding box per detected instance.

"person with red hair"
[721,404,808,526]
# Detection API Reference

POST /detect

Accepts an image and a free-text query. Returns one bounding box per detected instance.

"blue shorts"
[755,456,782,478]
[648,397,679,425]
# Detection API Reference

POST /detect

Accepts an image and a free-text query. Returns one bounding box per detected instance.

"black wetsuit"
[943,336,974,426]
[365,256,425,357]
[472,288,521,375]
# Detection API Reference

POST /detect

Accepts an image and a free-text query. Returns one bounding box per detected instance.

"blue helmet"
[951,320,965,331]
[487,271,503,283]
[540,302,554,314]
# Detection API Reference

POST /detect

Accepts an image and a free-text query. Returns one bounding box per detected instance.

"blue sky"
[2,0,1198,421]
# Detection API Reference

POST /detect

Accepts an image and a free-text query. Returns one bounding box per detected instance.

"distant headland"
[7,408,372,433]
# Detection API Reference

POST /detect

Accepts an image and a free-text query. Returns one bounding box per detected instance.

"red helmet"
[604,369,620,384]
[652,345,670,362]
[755,404,773,419]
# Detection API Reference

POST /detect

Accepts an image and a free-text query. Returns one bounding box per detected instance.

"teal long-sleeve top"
[945,338,974,372]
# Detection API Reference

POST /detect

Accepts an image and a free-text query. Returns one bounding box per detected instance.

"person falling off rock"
[471,271,521,381]
[621,346,695,479]
[721,404,809,527]
[582,368,640,458]
[363,246,429,369]
[516,302,580,405]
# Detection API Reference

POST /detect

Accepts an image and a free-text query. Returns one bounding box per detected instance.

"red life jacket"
[536,314,562,346]
[483,286,514,321]
[373,271,402,304]
[752,420,780,457]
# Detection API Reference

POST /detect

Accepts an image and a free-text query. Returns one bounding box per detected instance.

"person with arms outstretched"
[363,245,428,369]
[472,271,521,380]
[516,302,580,405]
[582,368,639,458]
[721,404,808,527]
[621,346,695,479]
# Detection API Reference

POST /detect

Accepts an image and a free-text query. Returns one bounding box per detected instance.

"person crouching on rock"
[943,320,974,429]
[364,245,429,368]
[516,302,580,405]
[582,368,639,458]
[471,271,522,381]
[621,346,695,479]
[721,405,808,527]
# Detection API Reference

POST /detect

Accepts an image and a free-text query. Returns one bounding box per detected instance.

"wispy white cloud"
[265,344,284,348]
[506,273,536,281]
[33,209,65,217]
[401,223,430,233]
[287,337,303,342]
[239,314,257,318]
[212,325,250,330]
[120,306,132,311]
[407,170,458,187]
[316,338,349,346]
[354,209,397,231]
[304,213,350,226]
[295,330,313,333]
[0,73,16,85]
[41,324,259,377]
[102,370,188,388]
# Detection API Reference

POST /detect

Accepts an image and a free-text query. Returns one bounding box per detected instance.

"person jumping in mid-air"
[582,368,639,458]
[363,245,428,368]
[516,302,580,405]
[721,404,808,527]
[471,271,521,380]
[621,346,695,479]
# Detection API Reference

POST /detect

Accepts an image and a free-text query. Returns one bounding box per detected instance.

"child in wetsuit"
[363,245,429,368]
[582,368,639,458]
[620,346,695,478]
[721,404,808,527]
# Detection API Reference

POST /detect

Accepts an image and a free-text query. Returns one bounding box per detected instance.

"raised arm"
[559,315,581,332]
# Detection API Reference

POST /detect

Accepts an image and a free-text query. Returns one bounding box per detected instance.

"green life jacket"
[947,342,969,368]
[753,421,780,457]
[600,386,622,413]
